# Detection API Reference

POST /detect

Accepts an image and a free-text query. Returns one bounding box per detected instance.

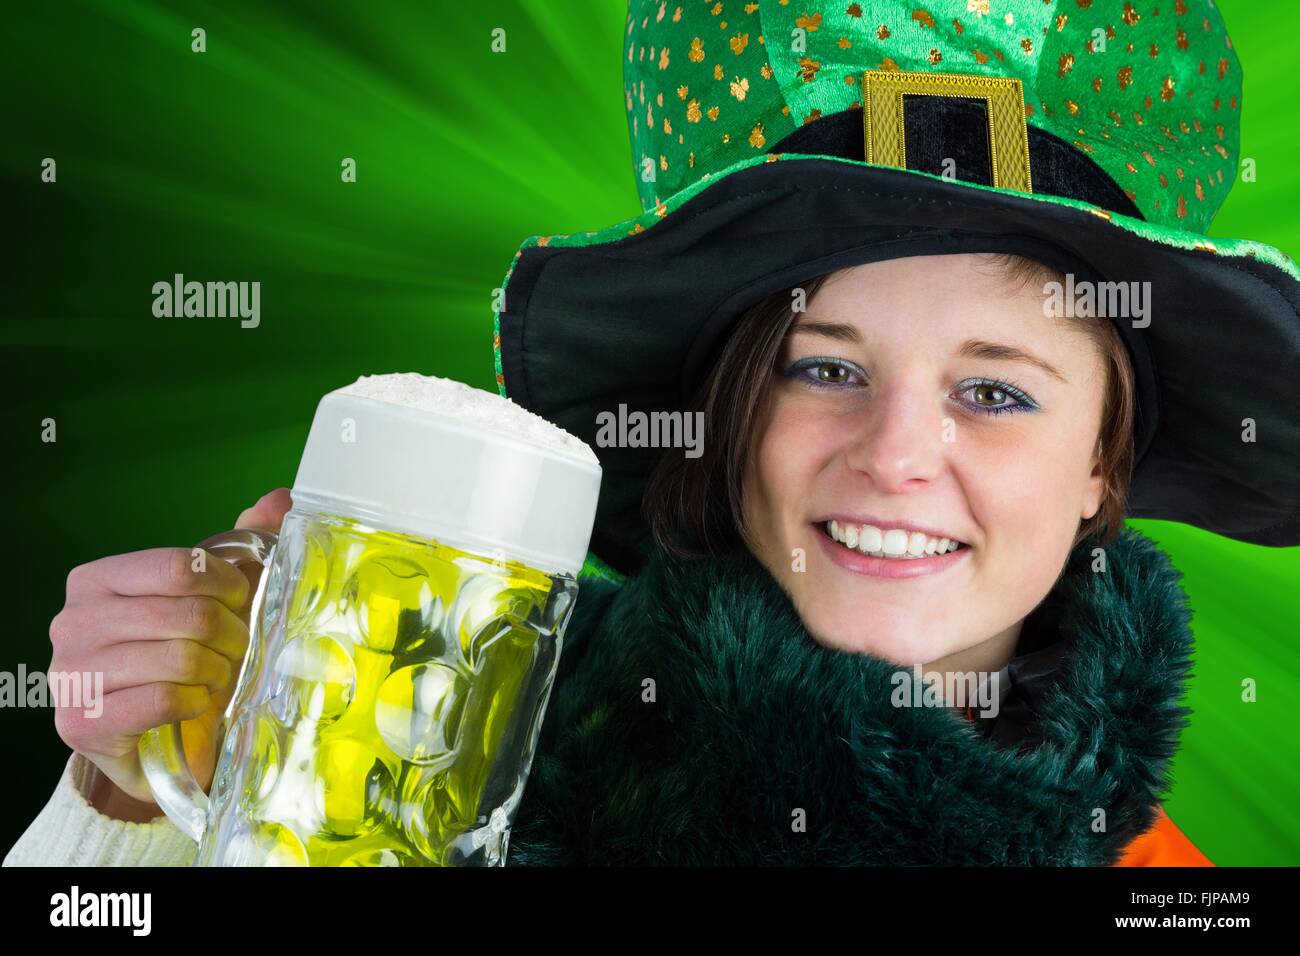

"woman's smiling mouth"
[812,519,971,579]
[823,518,966,557]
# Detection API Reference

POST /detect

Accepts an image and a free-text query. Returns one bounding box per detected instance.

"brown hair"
[641,254,1137,559]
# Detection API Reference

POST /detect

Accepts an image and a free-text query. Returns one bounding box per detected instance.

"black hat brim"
[498,156,1300,576]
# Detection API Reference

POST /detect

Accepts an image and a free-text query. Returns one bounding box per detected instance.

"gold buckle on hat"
[861,70,1033,194]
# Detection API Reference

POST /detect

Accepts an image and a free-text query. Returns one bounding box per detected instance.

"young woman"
[500,250,1213,866]
[6,0,1298,866]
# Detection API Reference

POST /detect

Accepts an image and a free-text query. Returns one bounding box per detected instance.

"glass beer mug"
[139,375,601,866]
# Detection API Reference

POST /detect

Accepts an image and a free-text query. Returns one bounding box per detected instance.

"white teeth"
[858,525,883,554]
[824,521,963,560]
[881,529,909,556]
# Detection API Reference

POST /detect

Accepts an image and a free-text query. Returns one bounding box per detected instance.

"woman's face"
[741,253,1108,669]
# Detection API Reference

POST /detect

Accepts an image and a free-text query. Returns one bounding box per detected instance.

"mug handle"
[138,527,279,842]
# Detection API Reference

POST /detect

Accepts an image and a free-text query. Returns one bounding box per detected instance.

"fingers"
[85,639,238,695]
[47,488,294,776]
[235,487,293,532]
[66,547,251,610]
[51,594,252,663]
[57,683,212,749]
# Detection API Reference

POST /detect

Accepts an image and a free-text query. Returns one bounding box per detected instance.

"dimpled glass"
[197,506,576,866]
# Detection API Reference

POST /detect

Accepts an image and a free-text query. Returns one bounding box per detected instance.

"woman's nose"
[842,387,946,493]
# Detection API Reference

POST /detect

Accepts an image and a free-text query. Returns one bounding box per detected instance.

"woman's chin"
[804,614,959,666]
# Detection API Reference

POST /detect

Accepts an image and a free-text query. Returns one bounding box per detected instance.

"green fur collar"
[506,529,1195,865]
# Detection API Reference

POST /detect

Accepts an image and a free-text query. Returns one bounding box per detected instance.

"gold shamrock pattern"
[623,0,1241,234]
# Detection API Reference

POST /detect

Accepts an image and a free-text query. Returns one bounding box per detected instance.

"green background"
[1,0,1295,865]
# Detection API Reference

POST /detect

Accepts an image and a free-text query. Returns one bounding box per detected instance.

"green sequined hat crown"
[494,0,1300,579]
[625,0,1240,233]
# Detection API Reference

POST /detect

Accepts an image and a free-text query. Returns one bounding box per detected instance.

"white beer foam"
[337,372,598,465]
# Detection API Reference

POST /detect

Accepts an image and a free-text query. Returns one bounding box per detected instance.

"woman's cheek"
[980,485,1078,622]
[956,450,1071,611]
[745,407,799,555]
[761,403,824,503]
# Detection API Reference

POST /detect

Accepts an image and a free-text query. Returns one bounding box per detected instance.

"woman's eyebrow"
[958,338,1068,384]
[787,325,1069,384]
[785,321,861,343]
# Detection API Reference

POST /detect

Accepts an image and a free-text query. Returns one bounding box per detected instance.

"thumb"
[234,487,293,532]
[223,488,293,621]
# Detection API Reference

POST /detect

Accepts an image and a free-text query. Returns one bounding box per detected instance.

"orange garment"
[1114,806,1214,867]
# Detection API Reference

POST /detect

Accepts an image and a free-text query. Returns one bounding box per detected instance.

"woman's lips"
[812,521,971,579]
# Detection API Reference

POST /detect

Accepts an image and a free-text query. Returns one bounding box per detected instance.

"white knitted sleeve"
[2,752,196,867]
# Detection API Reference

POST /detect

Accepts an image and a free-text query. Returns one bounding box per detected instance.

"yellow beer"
[201,509,567,867]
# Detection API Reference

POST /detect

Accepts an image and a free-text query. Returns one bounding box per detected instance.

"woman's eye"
[954,379,1039,415]
[782,361,1038,413]
[784,357,866,390]
[972,384,1010,406]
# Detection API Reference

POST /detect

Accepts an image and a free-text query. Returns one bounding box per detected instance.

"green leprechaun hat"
[492,0,1300,579]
